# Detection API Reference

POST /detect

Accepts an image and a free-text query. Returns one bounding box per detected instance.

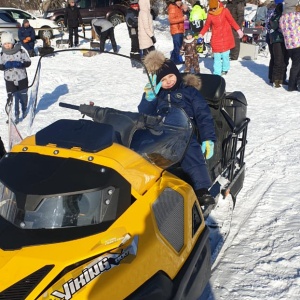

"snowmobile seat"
[197,74,226,107]
[35,119,115,153]
[182,73,226,108]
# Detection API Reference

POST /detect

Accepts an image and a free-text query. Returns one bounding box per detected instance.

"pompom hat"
[1,32,15,45]
[143,50,182,90]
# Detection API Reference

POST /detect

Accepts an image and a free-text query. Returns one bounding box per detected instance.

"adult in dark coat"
[64,0,83,47]
[226,0,245,60]
[126,0,140,66]
[268,2,289,87]
[18,19,36,57]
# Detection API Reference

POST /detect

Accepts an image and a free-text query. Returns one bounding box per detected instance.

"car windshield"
[9,10,32,19]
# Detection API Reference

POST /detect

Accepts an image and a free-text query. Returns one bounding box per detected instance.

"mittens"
[12,61,24,68]
[237,29,244,39]
[4,61,23,69]
[144,74,162,101]
[23,37,31,43]
[201,140,214,159]
[197,37,204,44]
[4,61,14,69]
[151,36,156,44]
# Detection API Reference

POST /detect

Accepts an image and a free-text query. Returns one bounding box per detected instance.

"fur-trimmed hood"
[143,50,202,90]
[183,73,202,90]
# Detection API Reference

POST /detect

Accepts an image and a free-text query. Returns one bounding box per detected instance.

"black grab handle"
[59,102,80,110]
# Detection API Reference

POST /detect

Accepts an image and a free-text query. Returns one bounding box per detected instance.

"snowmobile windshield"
[0,183,124,229]
[7,50,193,170]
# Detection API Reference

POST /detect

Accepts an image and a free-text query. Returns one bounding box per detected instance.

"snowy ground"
[1,15,300,299]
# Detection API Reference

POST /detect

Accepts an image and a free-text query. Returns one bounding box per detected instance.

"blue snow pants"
[181,136,212,190]
[170,33,184,64]
[213,50,230,75]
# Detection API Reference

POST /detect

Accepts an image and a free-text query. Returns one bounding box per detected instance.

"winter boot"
[273,80,282,88]
[195,188,216,206]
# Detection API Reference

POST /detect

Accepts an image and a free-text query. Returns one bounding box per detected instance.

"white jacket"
[138,0,154,50]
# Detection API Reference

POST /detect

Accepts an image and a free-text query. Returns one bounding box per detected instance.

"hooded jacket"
[279,8,300,49]
[168,2,185,35]
[138,0,154,49]
[0,44,31,92]
[18,25,35,51]
[200,7,240,53]
[138,51,216,142]
[138,74,216,142]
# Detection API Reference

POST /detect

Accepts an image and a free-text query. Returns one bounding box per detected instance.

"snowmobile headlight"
[0,182,120,229]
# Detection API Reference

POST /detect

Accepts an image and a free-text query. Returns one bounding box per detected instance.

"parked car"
[44,0,156,29]
[0,10,21,44]
[0,7,60,39]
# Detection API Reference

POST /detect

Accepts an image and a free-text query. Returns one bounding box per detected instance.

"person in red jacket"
[168,0,187,64]
[198,0,244,75]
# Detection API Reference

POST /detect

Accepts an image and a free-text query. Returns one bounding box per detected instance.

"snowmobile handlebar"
[59,102,97,118]
[59,102,80,110]
[59,102,163,129]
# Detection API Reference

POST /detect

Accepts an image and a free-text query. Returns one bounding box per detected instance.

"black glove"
[151,36,156,44]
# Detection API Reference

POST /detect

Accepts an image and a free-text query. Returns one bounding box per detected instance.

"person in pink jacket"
[138,0,156,57]
[198,0,243,75]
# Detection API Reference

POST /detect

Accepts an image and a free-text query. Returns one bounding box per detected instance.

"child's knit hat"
[1,32,15,45]
[184,30,194,37]
[209,0,219,9]
[143,51,182,88]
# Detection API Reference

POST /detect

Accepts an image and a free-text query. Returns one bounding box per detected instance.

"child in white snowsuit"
[0,32,31,124]
[180,30,200,73]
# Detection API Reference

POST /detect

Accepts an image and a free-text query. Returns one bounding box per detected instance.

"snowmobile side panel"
[125,226,211,300]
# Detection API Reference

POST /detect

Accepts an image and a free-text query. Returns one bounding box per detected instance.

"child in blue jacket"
[138,50,216,206]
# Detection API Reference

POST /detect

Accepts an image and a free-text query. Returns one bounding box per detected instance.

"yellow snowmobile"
[0,50,249,299]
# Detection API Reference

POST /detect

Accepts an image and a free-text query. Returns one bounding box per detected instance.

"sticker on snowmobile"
[51,236,138,300]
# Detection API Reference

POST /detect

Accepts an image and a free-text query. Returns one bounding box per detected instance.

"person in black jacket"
[226,0,245,60]
[126,0,140,67]
[268,1,289,88]
[18,19,36,57]
[64,0,83,47]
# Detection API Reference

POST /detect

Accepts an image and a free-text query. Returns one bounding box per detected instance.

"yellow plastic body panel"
[11,135,162,196]
[0,136,206,299]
